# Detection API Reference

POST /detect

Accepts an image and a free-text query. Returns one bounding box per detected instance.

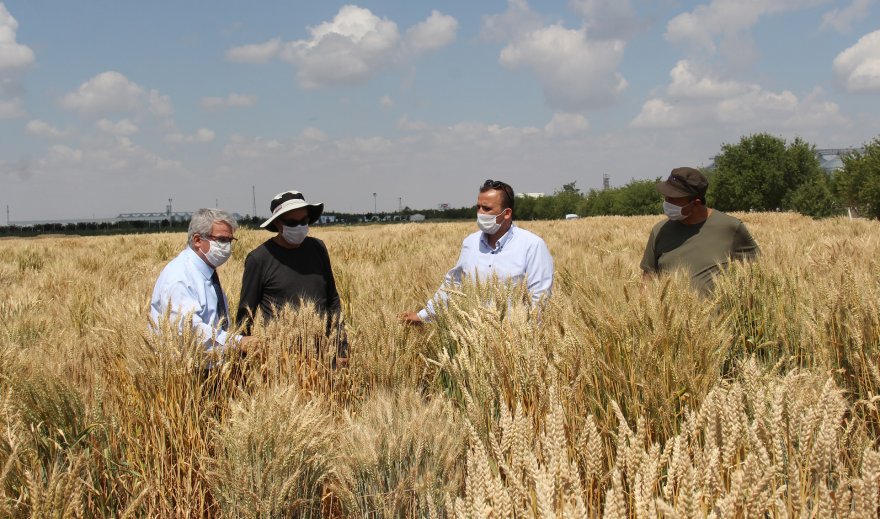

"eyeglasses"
[203,234,238,244]
[279,217,309,227]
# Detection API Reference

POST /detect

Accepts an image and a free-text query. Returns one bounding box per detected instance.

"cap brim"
[260,201,325,229]
[656,181,692,198]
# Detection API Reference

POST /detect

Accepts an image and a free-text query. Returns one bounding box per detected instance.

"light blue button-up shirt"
[150,247,237,351]
[417,225,554,321]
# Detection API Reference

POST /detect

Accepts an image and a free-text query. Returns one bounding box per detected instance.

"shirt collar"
[184,246,215,280]
[480,224,516,251]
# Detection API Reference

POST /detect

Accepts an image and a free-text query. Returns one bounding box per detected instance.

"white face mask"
[663,200,694,221]
[204,239,232,267]
[282,224,309,245]
[477,211,503,234]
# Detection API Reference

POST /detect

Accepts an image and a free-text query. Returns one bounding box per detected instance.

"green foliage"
[784,173,843,218]
[516,179,662,219]
[578,179,661,217]
[710,133,823,211]
[835,137,880,219]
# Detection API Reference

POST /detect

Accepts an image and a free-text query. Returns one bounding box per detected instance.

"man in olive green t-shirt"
[641,167,759,294]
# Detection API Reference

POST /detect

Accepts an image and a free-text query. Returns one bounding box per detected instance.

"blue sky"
[1,0,879,220]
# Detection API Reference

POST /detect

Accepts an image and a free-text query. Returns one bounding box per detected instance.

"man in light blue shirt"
[150,208,257,354]
[401,179,554,323]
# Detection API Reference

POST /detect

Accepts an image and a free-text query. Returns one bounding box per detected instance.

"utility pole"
[167,198,173,219]
[252,185,257,218]
[373,192,377,213]
[398,197,402,212]
[6,205,9,226]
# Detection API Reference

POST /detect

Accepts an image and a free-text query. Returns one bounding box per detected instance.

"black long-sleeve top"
[236,237,342,339]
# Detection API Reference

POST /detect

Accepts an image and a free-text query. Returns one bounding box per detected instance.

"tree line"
[2,132,878,236]
[516,133,880,220]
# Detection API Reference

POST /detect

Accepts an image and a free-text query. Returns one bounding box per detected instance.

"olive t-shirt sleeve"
[640,226,659,273]
[732,222,759,261]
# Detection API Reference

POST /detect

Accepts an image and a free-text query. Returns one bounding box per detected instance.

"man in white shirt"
[401,179,554,323]
[150,208,257,354]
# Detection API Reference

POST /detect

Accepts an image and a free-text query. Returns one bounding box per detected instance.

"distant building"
[409,214,426,222]
[116,211,193,224]
[517,192,545,199]
[318,215,337,224]
[816,148,858,173]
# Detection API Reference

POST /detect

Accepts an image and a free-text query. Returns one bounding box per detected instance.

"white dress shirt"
[418,225,554,321]
[150,247,237,351]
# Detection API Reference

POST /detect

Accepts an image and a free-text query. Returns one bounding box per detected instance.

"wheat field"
[0,213,879,517]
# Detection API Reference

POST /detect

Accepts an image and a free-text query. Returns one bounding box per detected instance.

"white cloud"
[0,5,33,119]
[25,119,67,138]
[666,60,750,100]
[544,112,589,137]
[403,10,457,55]
[278,5,399,89]
[0,96,23,118]
[0,4,35,71]
[228,6,457,89]
[632,61,847,129]
[631,99,682,128]
[60,71,145,115]
[200,92,257,111]
[96,118,139,136]
[498,23,627,111]
[379,95,393,107]
[30,135,185,179]
[833,29,880,93]
[821,0,873,34]
[481,0,544,42]
[221,133,324,160]
[569,0,638,39]
[166,128,215,144]
[397,115,428,131]
[665,0,826,52]
[148,89,174,119]
[225,37,281,63]
[301,127,328,141]
[336,136,394,154]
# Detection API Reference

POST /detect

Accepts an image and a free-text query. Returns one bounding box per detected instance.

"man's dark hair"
[480,179,515,210]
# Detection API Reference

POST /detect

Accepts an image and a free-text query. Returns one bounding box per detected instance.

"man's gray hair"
[187,208,238,245]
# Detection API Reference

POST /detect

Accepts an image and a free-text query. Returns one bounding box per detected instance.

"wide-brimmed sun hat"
[259,190,324,229]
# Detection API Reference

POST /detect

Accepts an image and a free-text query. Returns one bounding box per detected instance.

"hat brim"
[260,200,324,229]
[656,180,694,198]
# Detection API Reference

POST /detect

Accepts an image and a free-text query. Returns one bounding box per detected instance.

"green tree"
[613,179,661,216]
[785,173,843,218]
[835,137,880,219]
[709,133,823,211]
[581,180,661,216]
[552,182,583,216]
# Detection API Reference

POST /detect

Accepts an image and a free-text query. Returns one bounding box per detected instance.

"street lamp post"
[373,192,377,214]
